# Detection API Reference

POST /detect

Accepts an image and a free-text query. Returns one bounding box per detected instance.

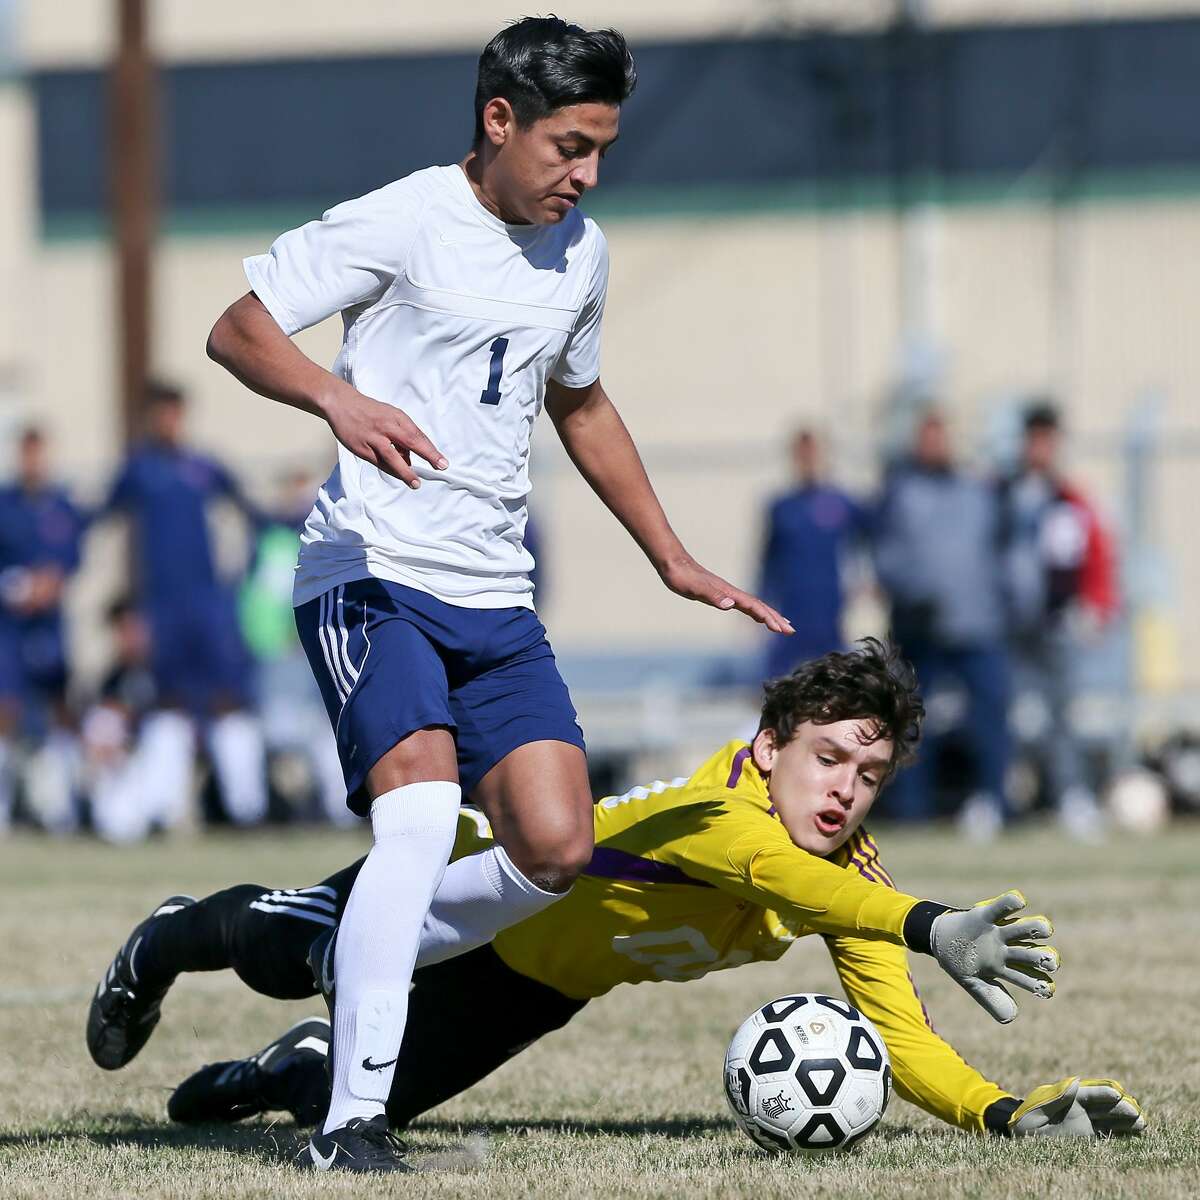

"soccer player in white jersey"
[173,17,789,1172]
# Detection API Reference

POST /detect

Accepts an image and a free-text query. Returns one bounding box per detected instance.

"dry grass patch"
[1,825,1197,1198]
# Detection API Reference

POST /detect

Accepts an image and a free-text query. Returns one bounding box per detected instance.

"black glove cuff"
[984,1097,1021,1135]
[903,900,955,955]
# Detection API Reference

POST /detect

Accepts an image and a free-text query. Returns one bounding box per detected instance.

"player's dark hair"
[1023,398,1060,432]
[145,379,185,407]
[758,638,923,782]
[473,16,636,143]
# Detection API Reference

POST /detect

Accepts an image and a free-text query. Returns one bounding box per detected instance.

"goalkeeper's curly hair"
[758,638,923,782]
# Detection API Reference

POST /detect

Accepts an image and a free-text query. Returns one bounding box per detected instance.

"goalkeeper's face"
[752,719,892,856]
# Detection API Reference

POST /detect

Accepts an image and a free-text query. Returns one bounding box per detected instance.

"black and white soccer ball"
[723,993,891,1153]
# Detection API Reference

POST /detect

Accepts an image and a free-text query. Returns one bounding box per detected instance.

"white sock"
[0,736,12,833]
[323,780,460,1133]
[417,845,564,967]
[137,711,195,830]
[24,731,81,834]
[208,711,268,825]
[90,758,152,844]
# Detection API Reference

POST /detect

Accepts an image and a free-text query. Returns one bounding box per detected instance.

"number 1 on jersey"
[480,337,509,406]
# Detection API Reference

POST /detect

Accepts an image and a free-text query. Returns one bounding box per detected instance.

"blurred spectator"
[95,381,267,827]
[94,597,157,716]
[0,427,86,833]
[239,469,353,825]
[758,429,870,677]
[998,401,1118,840]
[81,598,180,843]
[873,411,1011,836]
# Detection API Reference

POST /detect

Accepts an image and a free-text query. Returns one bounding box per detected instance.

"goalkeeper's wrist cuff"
[903,900,955,955]
[984,1097,1021,1135]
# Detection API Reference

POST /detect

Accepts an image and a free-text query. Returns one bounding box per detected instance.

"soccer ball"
[723,993,891,1153]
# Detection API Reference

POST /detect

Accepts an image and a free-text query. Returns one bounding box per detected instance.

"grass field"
[1,823,1197,1199]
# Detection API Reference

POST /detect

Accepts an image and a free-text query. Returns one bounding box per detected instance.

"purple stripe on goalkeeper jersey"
[858,832,895,887]
[725,746,783,821]
[725,747,751,788]
[850,854,887,885]
[585,845,715,888]
[849,851,890,887]
[847,835,888,886]
[849,825,930,1027]
[907,971,935,1031]
[861,831,891,875]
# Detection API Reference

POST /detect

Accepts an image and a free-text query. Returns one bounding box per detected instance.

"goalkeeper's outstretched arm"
[687,818,1059,1022]
[827,934,1145,1138]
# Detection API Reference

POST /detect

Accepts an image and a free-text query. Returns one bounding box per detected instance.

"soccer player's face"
[753,720,893,856]
[488,101,620,225]
[147,399,185,446]
[18,434,47,488]
[1024,425,1060,473]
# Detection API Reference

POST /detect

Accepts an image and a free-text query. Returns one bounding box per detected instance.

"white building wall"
[19,1,1200,66]
[0,82,35,449]
[8,0,1200,687]
[18,200,1200,681]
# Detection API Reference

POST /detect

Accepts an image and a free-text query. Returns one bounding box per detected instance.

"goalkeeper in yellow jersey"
[87,640,1144,1140]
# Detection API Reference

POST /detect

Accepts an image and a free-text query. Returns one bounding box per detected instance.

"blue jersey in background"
[102,442,262,709]
[759,484,869,677]
[102,443,258,604]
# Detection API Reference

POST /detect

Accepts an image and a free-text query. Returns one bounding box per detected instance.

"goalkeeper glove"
[1006,1077,1147,1138]
[929,891,1058,1023]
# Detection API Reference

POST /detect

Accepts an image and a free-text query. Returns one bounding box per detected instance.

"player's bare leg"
[472,740,594,893]
[368,739,593,1010]
[365,726,459,793]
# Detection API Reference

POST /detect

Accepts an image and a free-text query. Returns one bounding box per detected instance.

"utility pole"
[111,0,156,443]
[887,0,942,458]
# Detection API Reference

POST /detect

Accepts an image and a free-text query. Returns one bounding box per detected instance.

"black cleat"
[86,894,195,1070]
[302,1115,412,1173]
[168,1016,332,1126]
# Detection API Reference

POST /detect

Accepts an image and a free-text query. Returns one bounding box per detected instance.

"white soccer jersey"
[244,164,609,609]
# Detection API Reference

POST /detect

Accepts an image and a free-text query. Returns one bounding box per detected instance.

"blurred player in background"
[0,426,85,833]
[874,411,1012,838]
[758,428,870,677]
[89,640,1142,1142]
[999,401,1118,841]
[238,469,352,826]
[95,381,267,830]
[80,597,162,843]
[200,16,788,1172]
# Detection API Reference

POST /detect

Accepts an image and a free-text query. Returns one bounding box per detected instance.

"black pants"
[384,942,586,1126]
[147,861,587,1126]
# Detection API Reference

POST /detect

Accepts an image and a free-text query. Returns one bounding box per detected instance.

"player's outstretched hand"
[930,891,1059,1024]
[659,556,794,634]
[1008,1077,1146,1138]
[1074,1078,1148,1136]
[324,384,448,489]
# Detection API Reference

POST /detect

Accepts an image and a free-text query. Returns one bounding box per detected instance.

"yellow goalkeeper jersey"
[454,740,1011,1132]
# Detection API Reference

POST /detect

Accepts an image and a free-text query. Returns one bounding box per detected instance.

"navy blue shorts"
[295,578,584,815]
